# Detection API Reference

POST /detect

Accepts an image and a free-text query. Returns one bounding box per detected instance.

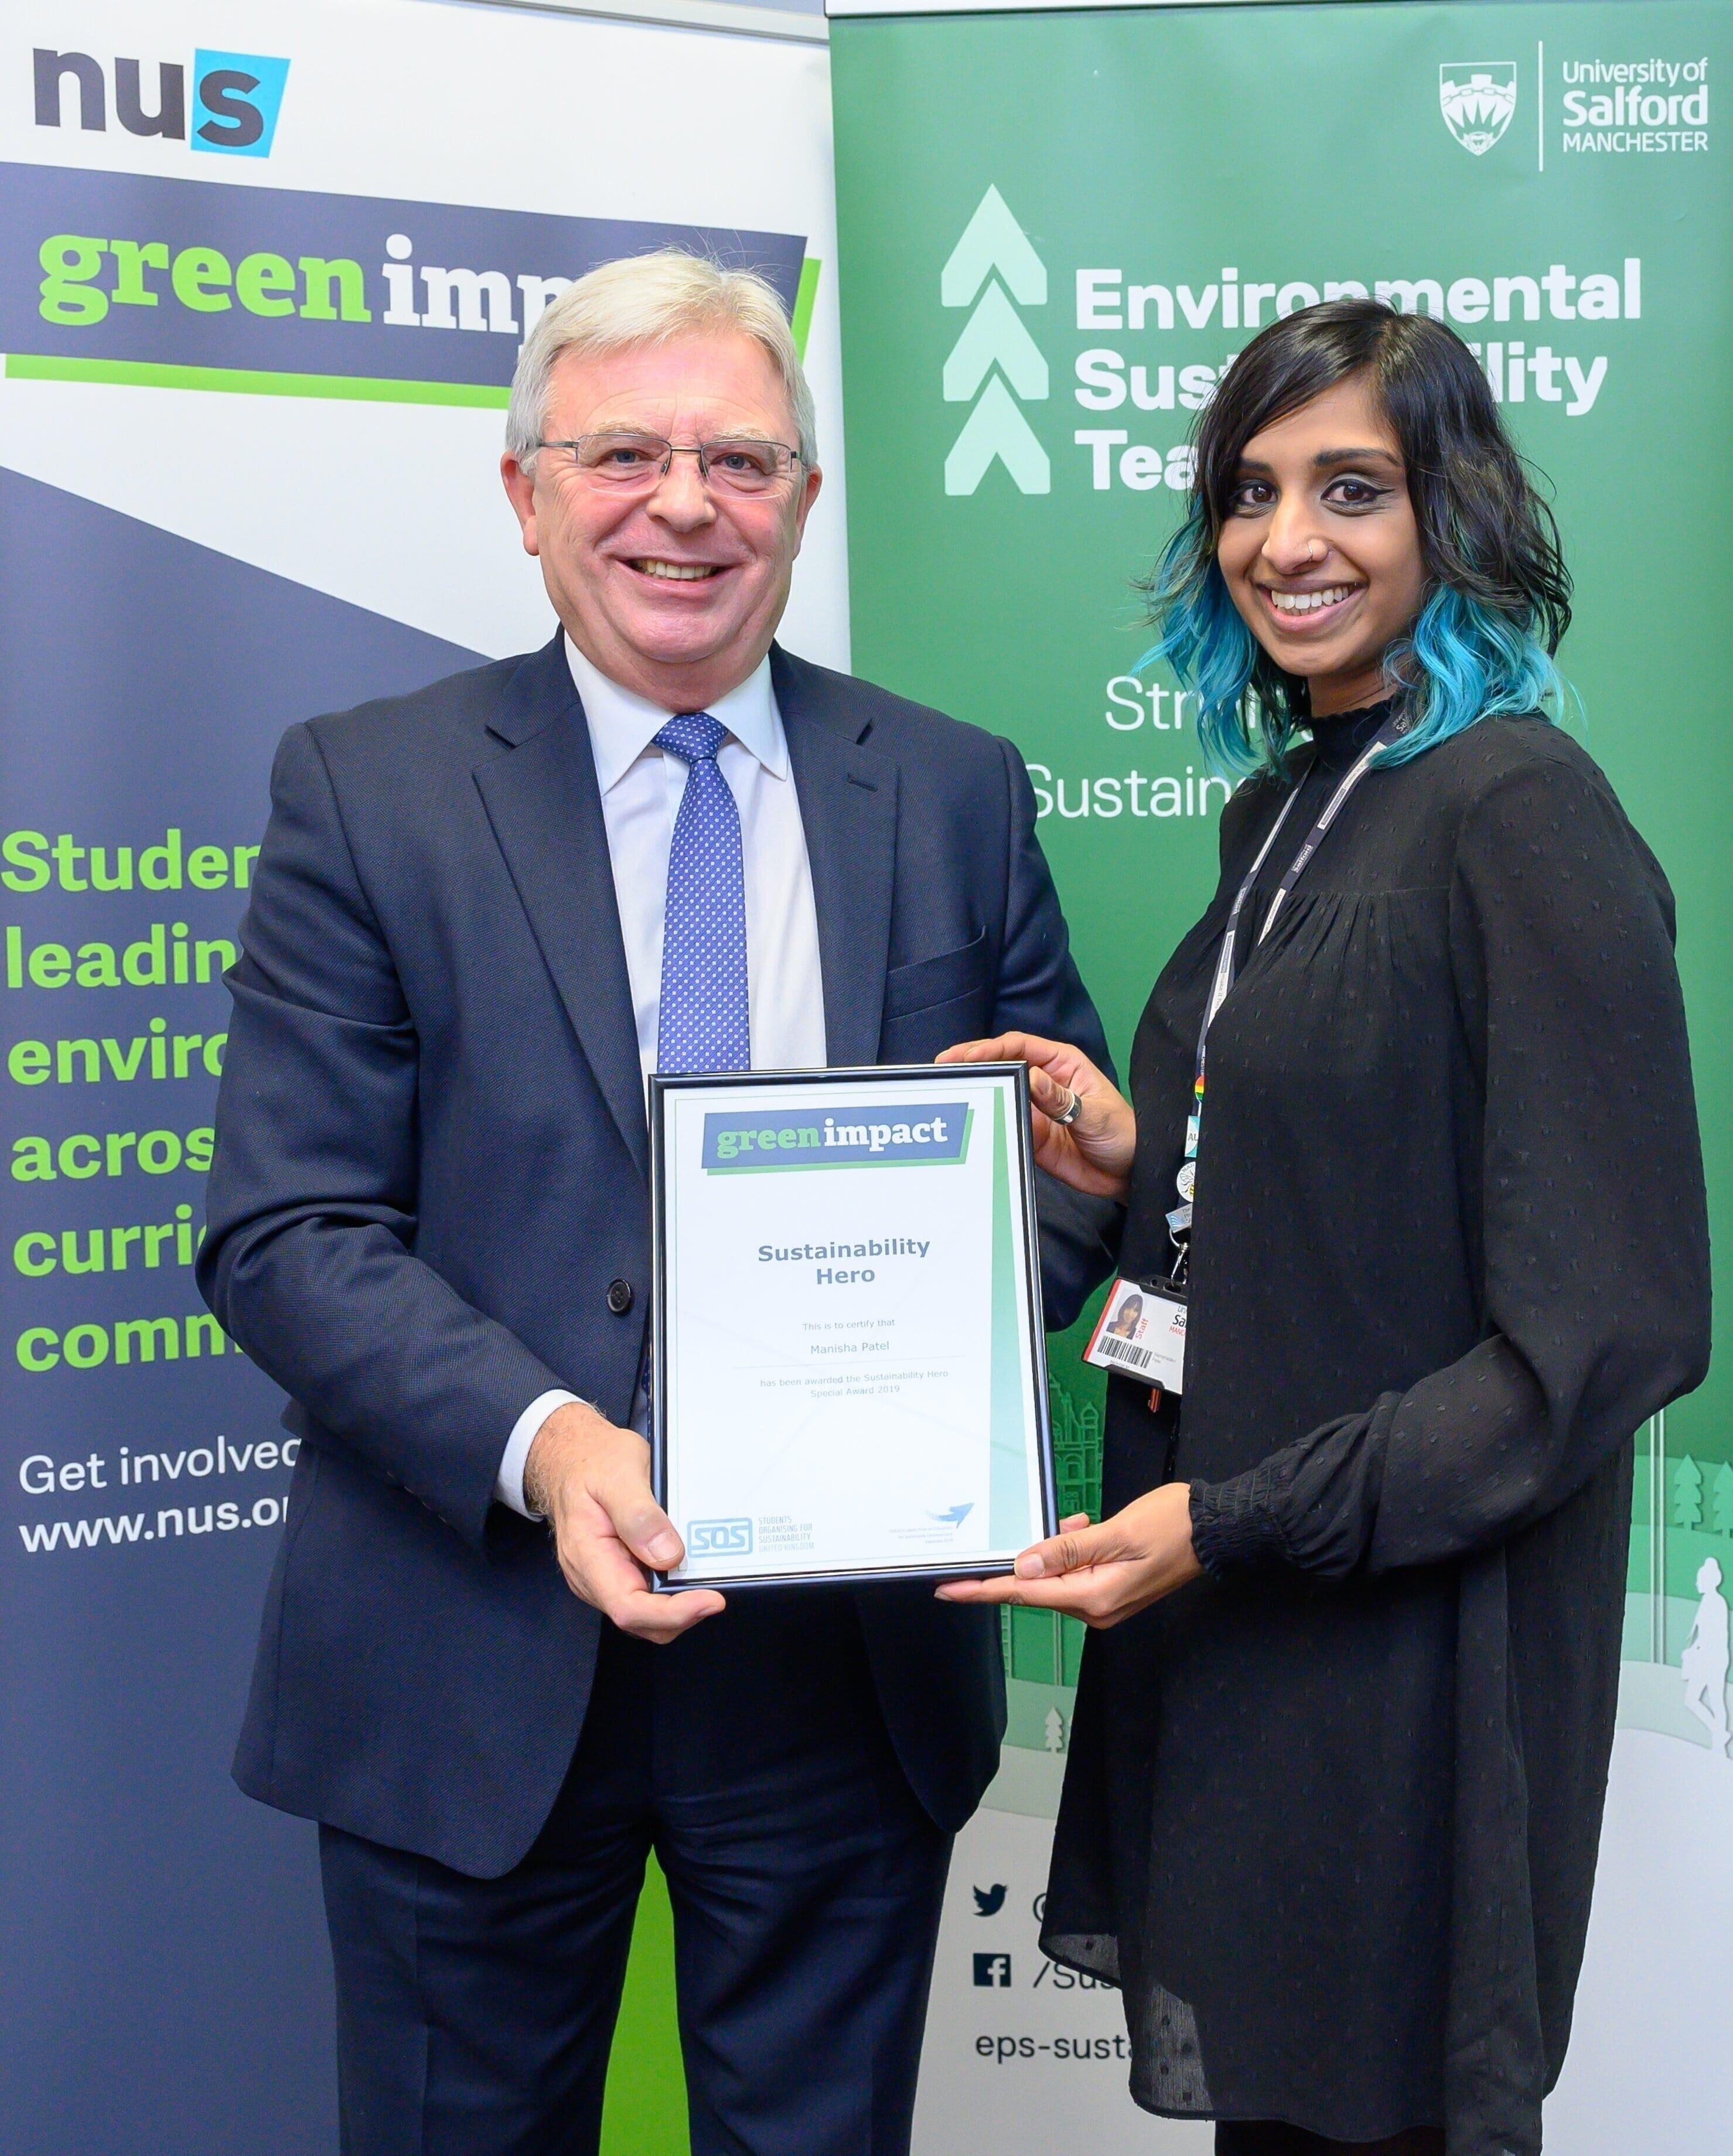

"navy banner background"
[0,466,482,2154]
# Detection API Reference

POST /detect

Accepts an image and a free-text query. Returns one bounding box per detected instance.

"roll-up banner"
[826,2,1732,2150]
[0,3,842,2148]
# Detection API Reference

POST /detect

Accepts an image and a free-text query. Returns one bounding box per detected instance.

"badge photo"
[1083,1275,1187,1393]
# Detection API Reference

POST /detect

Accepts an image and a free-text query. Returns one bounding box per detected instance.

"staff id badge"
[1083,1277,1186,1394]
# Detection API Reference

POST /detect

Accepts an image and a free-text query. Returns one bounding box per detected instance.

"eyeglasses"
[537,432,804,499]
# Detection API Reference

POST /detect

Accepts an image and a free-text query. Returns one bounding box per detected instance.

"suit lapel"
[774,646,899,1069]
[472,635,649,1179]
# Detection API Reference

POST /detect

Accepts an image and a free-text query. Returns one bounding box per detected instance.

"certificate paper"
[651,1065,1055,1588]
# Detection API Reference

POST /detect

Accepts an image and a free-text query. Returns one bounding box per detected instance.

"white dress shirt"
[495,635,828,1516]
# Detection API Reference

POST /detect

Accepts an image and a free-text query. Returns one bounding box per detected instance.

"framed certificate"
[649,1063,1056,1589]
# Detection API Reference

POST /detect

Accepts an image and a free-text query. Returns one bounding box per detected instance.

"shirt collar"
[564,635,786,795]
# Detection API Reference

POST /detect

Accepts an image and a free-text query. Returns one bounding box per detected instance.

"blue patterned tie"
[654,714,750,1074]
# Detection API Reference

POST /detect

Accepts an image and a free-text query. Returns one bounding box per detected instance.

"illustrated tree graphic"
[940,187,1050,498]
[1672,1454,1704,1532]
[1711,1462,1733,1540]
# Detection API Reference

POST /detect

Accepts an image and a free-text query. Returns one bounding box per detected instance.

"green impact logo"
[941,186,1049,496]
[701,1104,971,1170]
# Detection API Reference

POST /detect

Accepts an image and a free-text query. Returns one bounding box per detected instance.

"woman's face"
[1214,373,1427,717]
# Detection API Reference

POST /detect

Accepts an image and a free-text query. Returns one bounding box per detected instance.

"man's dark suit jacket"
[200,632,1116,1879]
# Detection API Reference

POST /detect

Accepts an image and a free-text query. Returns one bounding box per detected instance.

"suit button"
[606,1278,634,1316]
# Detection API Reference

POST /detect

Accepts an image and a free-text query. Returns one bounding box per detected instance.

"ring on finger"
[1050,1086,1084,1128]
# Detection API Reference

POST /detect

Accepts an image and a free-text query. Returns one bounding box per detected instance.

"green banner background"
[833,1,1732,1696]
[611,9,1733,2144]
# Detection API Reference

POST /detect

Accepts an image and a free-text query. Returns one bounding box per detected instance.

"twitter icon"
[972,1882,1007,1917]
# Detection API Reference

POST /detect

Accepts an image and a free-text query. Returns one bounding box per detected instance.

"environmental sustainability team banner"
[828,6,1732,2152]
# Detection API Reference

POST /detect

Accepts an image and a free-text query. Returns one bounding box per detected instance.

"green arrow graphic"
[943,283,1049,403]
[944,378,1051,497]
[940,185,1048,310]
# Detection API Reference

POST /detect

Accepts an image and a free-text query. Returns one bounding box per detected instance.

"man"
[200,251,1115,2156]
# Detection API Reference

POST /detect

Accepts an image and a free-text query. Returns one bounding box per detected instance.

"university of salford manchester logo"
[1439,62,1518,154]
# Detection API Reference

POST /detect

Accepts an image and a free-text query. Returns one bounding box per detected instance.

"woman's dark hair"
[1142,299,1573,777]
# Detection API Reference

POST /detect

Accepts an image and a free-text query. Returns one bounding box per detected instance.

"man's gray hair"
[504,250,817,472]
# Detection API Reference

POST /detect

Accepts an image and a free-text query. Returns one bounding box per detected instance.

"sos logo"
[33,46,291,158]
[687,1519,754,1557]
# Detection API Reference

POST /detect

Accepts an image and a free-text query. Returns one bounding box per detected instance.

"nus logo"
[33,46,291,158]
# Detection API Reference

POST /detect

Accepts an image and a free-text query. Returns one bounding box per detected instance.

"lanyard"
[1168,710,1409,1259]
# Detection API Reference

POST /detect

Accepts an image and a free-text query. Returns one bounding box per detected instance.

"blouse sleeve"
[1189,746,1712,1580]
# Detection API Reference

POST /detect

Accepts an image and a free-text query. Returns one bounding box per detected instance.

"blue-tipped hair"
[1140,299,1574,781]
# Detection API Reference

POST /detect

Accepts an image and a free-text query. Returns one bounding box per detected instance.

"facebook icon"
[972,1953,1012,1987]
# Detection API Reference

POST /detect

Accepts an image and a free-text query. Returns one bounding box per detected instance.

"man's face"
[501,332,822,709]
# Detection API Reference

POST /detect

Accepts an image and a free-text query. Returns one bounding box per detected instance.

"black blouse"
[1041,708,1710,2155]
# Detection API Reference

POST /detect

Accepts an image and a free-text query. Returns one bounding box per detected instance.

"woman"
[938,299,1710,2156]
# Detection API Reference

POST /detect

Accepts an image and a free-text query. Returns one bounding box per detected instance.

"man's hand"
[934,1486,1200,1628]
[523,1400,725,1643]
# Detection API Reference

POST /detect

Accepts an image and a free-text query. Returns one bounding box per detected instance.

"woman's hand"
[937,1032,1135,1202]
[934,1486,1201,1628]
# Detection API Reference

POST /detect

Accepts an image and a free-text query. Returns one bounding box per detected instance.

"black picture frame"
[648,1062,1056,1591]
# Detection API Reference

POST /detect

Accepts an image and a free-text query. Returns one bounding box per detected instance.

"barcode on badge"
[1096,1335,1154,1374]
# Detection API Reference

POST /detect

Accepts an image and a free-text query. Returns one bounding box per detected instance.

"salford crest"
[1438,62,1518,155]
